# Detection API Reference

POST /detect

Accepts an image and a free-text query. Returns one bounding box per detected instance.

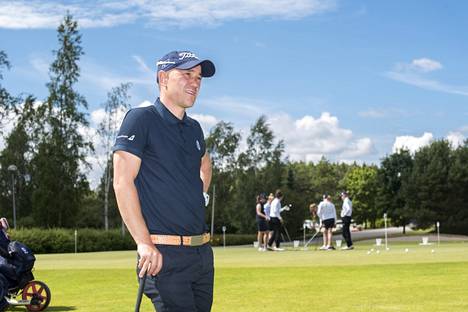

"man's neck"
[159,96,185,120]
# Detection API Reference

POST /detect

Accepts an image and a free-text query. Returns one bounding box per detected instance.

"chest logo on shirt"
[196,140,201,151]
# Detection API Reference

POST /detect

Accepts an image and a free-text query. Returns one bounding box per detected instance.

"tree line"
[1,15,467,236]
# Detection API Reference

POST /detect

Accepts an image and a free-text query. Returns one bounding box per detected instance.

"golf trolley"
[6,277,51,311]
[0,218,51,311]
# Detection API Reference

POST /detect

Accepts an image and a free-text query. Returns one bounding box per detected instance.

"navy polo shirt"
[113,98,207,236]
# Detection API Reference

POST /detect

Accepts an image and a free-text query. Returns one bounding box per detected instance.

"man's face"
[162,65,202,109]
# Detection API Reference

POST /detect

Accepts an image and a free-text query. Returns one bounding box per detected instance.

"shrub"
[8,229,256,253]
[10,228,135,254]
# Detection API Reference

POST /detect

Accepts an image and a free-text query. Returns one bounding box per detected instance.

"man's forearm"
[114,180,152,245]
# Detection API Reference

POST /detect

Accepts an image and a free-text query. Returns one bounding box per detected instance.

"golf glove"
[203,192,210,207]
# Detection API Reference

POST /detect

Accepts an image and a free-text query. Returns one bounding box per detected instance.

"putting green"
[22,241,468,311]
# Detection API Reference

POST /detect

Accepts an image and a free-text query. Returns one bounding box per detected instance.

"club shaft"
[135,273,147,312]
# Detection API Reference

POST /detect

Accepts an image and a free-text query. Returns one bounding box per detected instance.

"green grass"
[12,241,468,311]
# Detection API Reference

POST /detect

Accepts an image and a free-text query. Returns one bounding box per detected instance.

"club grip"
[135,272,147,312]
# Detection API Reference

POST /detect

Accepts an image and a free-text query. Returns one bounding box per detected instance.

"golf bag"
[0,229,36,311]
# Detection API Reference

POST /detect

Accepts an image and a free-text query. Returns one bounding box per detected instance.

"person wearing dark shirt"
[113,50,215,311]
[255,194,268,251]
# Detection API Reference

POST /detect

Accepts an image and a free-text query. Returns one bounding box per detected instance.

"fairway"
[21,241,468,312]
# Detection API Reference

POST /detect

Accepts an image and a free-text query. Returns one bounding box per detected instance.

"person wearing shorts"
[317,195,337,250]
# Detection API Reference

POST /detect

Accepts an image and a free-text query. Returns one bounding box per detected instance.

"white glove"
[203,192,210,207]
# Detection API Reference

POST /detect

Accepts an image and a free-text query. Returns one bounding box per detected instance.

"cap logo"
[179,52,198,60]
[156,60,176,66]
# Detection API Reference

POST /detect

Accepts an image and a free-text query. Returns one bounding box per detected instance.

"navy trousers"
[137,244,214,312]
[342,216,353,247]
[268,217,282,248]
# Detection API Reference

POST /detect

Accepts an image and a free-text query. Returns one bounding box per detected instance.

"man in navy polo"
[113,50,215,311]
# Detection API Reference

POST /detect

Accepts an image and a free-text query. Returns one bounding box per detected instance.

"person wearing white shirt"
[340,192,354,250]
[267,190,284,251]
[263,193,274,241]
[317,194,337,250]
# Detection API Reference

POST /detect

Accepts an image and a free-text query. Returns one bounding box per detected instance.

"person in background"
[264,193,274,241]
[309,203,319,229]
[255,193,268,251]
[340,192,354,250]
[267,190,285,251]
[317,194,337,250]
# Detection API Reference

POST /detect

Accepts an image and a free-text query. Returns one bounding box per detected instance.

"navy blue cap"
[156,51,215,82]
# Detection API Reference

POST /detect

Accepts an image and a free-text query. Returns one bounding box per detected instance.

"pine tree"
[31,14,92,227]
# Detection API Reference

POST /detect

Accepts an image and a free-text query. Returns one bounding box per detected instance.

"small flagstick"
[384,213,388,250]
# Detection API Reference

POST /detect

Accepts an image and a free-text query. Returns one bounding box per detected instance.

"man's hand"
[203,192,210,207]
[137,243,163,277]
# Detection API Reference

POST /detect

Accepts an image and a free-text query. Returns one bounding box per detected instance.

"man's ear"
[158,71,168,86]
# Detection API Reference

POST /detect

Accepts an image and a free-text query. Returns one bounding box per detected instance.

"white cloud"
[0,100,44,150]
[386,58,468,97]
[411,58,442,72]
[29,56,50,78]
[0,0,336,29]
[0,1,137,29]
[189,114,218,136]
[201,96,266,119]
[268,112,375,162]
[80,60,154,91]
[392,132,433,154]
[358,109,387,118]
[90,109,106,125]
[133,55,153,74]
[83,105,131,188]
[446,132,465,148]
[138,100,153,107]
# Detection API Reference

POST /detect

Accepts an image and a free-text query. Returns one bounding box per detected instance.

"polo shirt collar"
[154,98,189,125]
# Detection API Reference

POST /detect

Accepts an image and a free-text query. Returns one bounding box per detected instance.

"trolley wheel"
[22,280,51,311]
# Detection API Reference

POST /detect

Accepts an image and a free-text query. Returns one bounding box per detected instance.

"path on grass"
[296,227,468,245]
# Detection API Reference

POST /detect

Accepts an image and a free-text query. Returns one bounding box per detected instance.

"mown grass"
[10,241,468,311]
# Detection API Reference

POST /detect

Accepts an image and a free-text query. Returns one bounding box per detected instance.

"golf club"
[304,225,322,249]
[135,270,147,312]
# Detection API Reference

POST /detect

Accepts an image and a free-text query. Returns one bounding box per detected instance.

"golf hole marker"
[419,236,432,246]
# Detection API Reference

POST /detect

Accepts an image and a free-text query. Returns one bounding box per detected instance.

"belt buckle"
[190,235,203,246]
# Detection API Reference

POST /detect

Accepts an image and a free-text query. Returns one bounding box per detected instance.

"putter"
[135,271,147,312]
[304,225,322,249]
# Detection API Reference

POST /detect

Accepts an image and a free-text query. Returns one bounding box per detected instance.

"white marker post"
[436,221,440,247]
[74,229,78,254]
[384,213,388,250]
[222,226,226,249]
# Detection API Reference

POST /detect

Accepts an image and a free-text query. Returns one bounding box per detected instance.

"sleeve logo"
[116,134,136,141]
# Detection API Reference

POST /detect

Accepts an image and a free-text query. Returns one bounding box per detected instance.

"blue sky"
[1,0,468,185]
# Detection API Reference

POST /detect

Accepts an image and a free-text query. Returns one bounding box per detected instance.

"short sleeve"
[112,108,148,158]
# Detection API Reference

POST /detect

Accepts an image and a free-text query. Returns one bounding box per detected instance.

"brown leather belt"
[150,233,210,246]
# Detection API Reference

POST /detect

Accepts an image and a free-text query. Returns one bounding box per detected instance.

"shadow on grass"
[9,306,76,311]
